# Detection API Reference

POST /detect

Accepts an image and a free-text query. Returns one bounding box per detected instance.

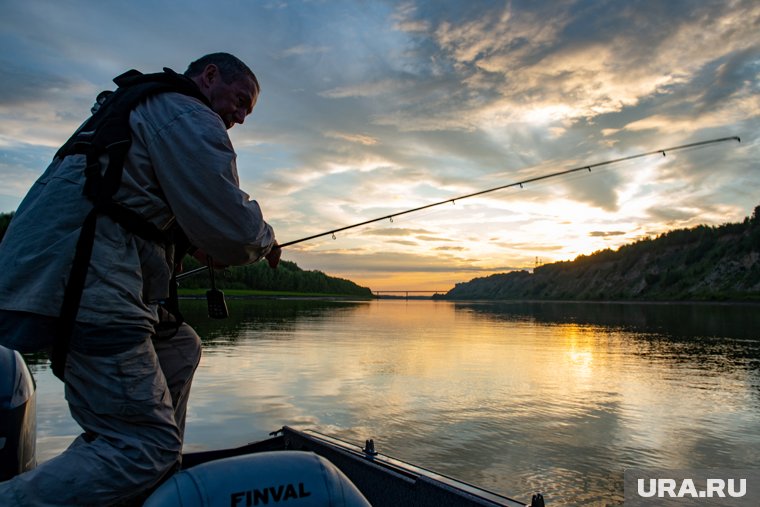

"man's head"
[185,53,260,129]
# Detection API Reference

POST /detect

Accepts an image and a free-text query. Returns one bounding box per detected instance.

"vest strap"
[51,69,205,380]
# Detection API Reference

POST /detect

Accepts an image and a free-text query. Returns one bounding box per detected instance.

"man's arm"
[142,95,276,266]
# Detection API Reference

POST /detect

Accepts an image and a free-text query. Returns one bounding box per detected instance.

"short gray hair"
[184,52,260,94]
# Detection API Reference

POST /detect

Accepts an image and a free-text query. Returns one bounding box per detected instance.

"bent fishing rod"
[177,135,740,282]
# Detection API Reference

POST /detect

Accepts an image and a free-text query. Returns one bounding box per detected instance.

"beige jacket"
[0,91,275,332]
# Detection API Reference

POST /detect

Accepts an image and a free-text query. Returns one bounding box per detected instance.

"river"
[26,299,760,506]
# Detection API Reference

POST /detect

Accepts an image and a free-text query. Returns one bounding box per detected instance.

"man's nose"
[234,108,246,125]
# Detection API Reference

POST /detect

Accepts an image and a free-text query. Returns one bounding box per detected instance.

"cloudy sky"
[1,0,757,291]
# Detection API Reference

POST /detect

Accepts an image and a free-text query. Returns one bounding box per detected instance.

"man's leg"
[0,337,182,506]
[152,322,202,441]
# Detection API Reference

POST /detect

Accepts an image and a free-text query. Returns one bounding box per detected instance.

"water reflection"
[181,298,365,344]
[455,300,760,339]
[456,300,760,374]
[25,299,760,506]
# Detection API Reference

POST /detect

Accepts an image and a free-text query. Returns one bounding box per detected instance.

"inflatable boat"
[1,345,544,506]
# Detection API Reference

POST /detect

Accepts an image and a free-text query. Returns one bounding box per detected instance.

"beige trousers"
[0,323,201,506]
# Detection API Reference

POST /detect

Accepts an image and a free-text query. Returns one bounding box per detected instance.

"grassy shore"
[178,288,373,299]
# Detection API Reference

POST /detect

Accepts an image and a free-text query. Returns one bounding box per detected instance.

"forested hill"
[0,212,372,297]
[443,205,760,301]
[178,257,372,297]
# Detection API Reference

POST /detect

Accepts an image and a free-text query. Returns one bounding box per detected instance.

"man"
[0,52,280,505]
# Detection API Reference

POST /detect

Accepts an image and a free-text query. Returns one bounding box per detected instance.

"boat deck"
[183,426,536,507]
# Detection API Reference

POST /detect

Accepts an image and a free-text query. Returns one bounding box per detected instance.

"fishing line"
[279,137,740,247]
[176,136,740,281]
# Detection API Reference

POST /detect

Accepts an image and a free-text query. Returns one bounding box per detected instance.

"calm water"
[27,299,760,506]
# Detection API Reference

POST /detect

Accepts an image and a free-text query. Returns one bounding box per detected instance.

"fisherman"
[0,52,281,505]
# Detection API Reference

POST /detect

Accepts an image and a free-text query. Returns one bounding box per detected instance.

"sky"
[1,0,758,292]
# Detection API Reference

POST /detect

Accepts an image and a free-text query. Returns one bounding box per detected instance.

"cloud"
[623,94,760,134]
[0,64,77,107]
[362,227,433,237]
[382,0,760,137]
[324,131,379,146]
[279,44,331,58]
[0,0,758,291]
[589,231,626,238]
[434,246,467,252]
[320,79,408,99]
[287,248,513,274]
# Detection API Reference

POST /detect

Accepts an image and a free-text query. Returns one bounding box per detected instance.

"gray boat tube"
[0,345,37,480]
[144,450,371,507]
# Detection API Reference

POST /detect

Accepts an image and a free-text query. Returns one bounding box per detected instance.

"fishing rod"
[176,135,740,282]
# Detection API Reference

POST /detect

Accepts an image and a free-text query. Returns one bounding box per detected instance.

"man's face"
[206,74,258,130]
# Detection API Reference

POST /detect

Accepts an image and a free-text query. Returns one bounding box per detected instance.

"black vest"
[51,68,210,380]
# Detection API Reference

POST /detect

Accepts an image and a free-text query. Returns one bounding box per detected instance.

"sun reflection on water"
[26,299,760,506]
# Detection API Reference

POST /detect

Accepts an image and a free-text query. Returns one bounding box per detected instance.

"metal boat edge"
[182,426,543,507]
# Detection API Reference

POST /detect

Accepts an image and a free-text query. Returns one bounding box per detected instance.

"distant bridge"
[373,290,447,299]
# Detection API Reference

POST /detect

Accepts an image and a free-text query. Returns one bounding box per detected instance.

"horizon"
[376,201,760,293]
[1,1,758,291]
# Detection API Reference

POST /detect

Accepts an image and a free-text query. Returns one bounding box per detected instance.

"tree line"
[178,255,372,296]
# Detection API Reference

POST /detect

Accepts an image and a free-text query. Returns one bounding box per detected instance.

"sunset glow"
[1,1,757,292]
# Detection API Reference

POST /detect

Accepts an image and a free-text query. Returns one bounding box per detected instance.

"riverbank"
[178,288,373,300]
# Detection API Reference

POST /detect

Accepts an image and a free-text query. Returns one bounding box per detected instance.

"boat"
[172,426,541,506]
[1,345,544,506]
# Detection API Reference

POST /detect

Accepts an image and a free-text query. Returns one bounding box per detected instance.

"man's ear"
[199,64,219,90]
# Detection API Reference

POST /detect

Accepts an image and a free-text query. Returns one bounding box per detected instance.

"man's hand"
[265,242,281,269]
